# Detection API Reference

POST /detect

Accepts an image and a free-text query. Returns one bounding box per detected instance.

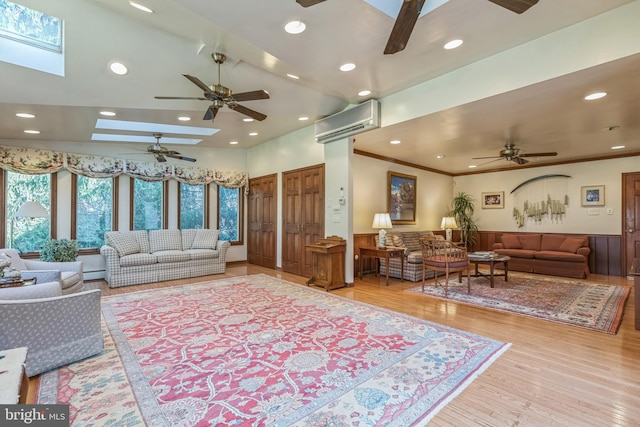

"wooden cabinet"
[306,236,346,291]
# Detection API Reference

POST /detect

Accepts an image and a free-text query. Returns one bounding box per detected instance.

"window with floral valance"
[0,144,249,189]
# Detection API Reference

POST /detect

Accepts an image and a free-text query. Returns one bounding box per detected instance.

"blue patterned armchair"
[0,282,103,377]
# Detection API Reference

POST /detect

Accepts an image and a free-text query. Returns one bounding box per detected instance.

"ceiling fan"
[296,0,539,54]
[472,142,557,165]
[155,52,269,122]
[146,133,196,163]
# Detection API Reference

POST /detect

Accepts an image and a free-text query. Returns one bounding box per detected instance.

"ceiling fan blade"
[229,104,267,121]
[384,0,426,55]
[203,106,219,121]
[472,155,502,160]
[155,154,167,162]
[487,0,539,14]
[183,74,213,93]
[232,90,270,102]
[519,152,558,157]
[155,96,207,100]
[167,154,197,162]
[296,0,326,7]
[512,156,529,165]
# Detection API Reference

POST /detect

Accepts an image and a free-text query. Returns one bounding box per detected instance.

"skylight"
[93,119,219,144]
[0,0,64,75]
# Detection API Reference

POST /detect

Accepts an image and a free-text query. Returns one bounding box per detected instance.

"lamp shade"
[371,213,392,229]
[15,201,49,219]
[440,216,458,230]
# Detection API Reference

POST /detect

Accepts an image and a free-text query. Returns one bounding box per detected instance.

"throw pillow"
[109,233,141,257]
[191,229,220,250]
[559,237,587,253]
[392,234,405,248]
[401,232,421,252]
[501,234,522,249]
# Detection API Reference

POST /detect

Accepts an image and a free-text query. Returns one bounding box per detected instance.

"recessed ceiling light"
[468,165,477,169]
[436,154,445,159]
[444,39,463,50]
[24,130,40,134]
[109,62,128,75]
[229,141,239,145]
[16,113,35,118]
[99,111,116,116]
[129,1,153,13]
[249,132,258,136]
[390,140,401,145]
[284,20,306,34]
[243,118,254,122]
[358,90,371,97]
[339,63,356,72]
[584,92,607,100]
[298,116,309,121]
[611,145,626,150]
[286,73,300,80]
[178,116,191,121]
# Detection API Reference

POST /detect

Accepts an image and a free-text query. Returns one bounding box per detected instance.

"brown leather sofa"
[492,233,590,279]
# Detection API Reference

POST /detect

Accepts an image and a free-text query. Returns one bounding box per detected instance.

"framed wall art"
[387,171,416,224]
[581,185,605,206]
[481,191,504,209]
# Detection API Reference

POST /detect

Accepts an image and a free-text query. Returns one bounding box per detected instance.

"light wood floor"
[29,264,640,426]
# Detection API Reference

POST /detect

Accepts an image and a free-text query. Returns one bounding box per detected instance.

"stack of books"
[468,251,498,259]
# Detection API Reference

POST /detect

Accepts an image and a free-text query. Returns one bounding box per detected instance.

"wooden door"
[247,174,277,269]
[623,172,640,276]
[282,165,324,277]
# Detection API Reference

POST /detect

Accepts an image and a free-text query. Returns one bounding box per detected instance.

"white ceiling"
[0,0,638,174]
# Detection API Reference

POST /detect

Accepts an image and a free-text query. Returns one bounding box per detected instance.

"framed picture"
[581,185,605,206]
[481,191,504,209]
[387,171,416,224]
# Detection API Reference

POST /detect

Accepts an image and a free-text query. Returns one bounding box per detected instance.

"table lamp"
[441,216,458,241]
[372,213,392,248]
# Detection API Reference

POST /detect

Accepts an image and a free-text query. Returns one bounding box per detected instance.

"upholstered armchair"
[0,248,84,294]
[0,282,103,377]
[420,238,470,297]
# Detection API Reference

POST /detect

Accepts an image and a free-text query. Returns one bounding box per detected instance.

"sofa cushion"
[541,234,567,251]
[131,230,151,254]
[191,229,220,250]
[149,229,183,252]
[494,249,537,259]
[559,237,587,253]
[501,234,522,249]
[185,249,220,260]
[154,250,190,263]
[401,232,421,252]
[534,251,586,262]
[108,232,141,256]
[181,229,198,251]
[119,253,157,267]
[406,251,422,264]
[518,234,541,251]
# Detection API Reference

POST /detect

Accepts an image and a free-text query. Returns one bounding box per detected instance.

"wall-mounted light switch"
[606,208,613,215]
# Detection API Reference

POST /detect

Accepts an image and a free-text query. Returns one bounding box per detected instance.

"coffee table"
[468,255,510,288]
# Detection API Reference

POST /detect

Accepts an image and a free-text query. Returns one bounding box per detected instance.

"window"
[73,175,114,249]
[4,171,52,252]
[131,179,165,230]
[179,183,207,229]
[218,186,243,243]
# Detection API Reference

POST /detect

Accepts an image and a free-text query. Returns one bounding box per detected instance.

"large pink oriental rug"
[38,274,509,426]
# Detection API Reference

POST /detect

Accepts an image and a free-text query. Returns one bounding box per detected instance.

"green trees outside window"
[133,179,162,230]
[180,183,204,229]
[5,171,51,252]
[76,175,113,249]
[218,186,240,242]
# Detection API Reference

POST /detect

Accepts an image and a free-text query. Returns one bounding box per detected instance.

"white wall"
[453,157,640,235]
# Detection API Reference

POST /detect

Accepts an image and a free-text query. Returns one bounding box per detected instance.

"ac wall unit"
[315,99,380,144]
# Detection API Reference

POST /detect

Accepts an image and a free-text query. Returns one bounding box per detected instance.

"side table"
[359,246,405,285]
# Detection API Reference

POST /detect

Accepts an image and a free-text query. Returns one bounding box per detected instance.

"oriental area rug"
[38,274,509,426]
[407,272,629,334]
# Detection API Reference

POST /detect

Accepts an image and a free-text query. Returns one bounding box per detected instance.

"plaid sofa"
[376,230,441,282]
[100,229,230,288]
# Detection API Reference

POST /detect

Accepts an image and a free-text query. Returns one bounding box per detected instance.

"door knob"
[629,228,634,233]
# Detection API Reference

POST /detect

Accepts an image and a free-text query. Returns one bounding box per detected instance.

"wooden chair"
[420,237,470,297]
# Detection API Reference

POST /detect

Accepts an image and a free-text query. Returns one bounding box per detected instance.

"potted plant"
[40,239,79,262]
[449,192,479,249]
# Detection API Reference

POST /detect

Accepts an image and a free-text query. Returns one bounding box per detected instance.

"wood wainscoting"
[476,231,623,277]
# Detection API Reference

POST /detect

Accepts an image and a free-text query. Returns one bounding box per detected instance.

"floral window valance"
[0,144,248,189]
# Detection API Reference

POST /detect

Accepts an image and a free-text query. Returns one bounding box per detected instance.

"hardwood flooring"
[29,264,640,426]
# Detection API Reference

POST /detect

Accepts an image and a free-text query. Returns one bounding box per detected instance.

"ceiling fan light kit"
[155,52,269,123]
